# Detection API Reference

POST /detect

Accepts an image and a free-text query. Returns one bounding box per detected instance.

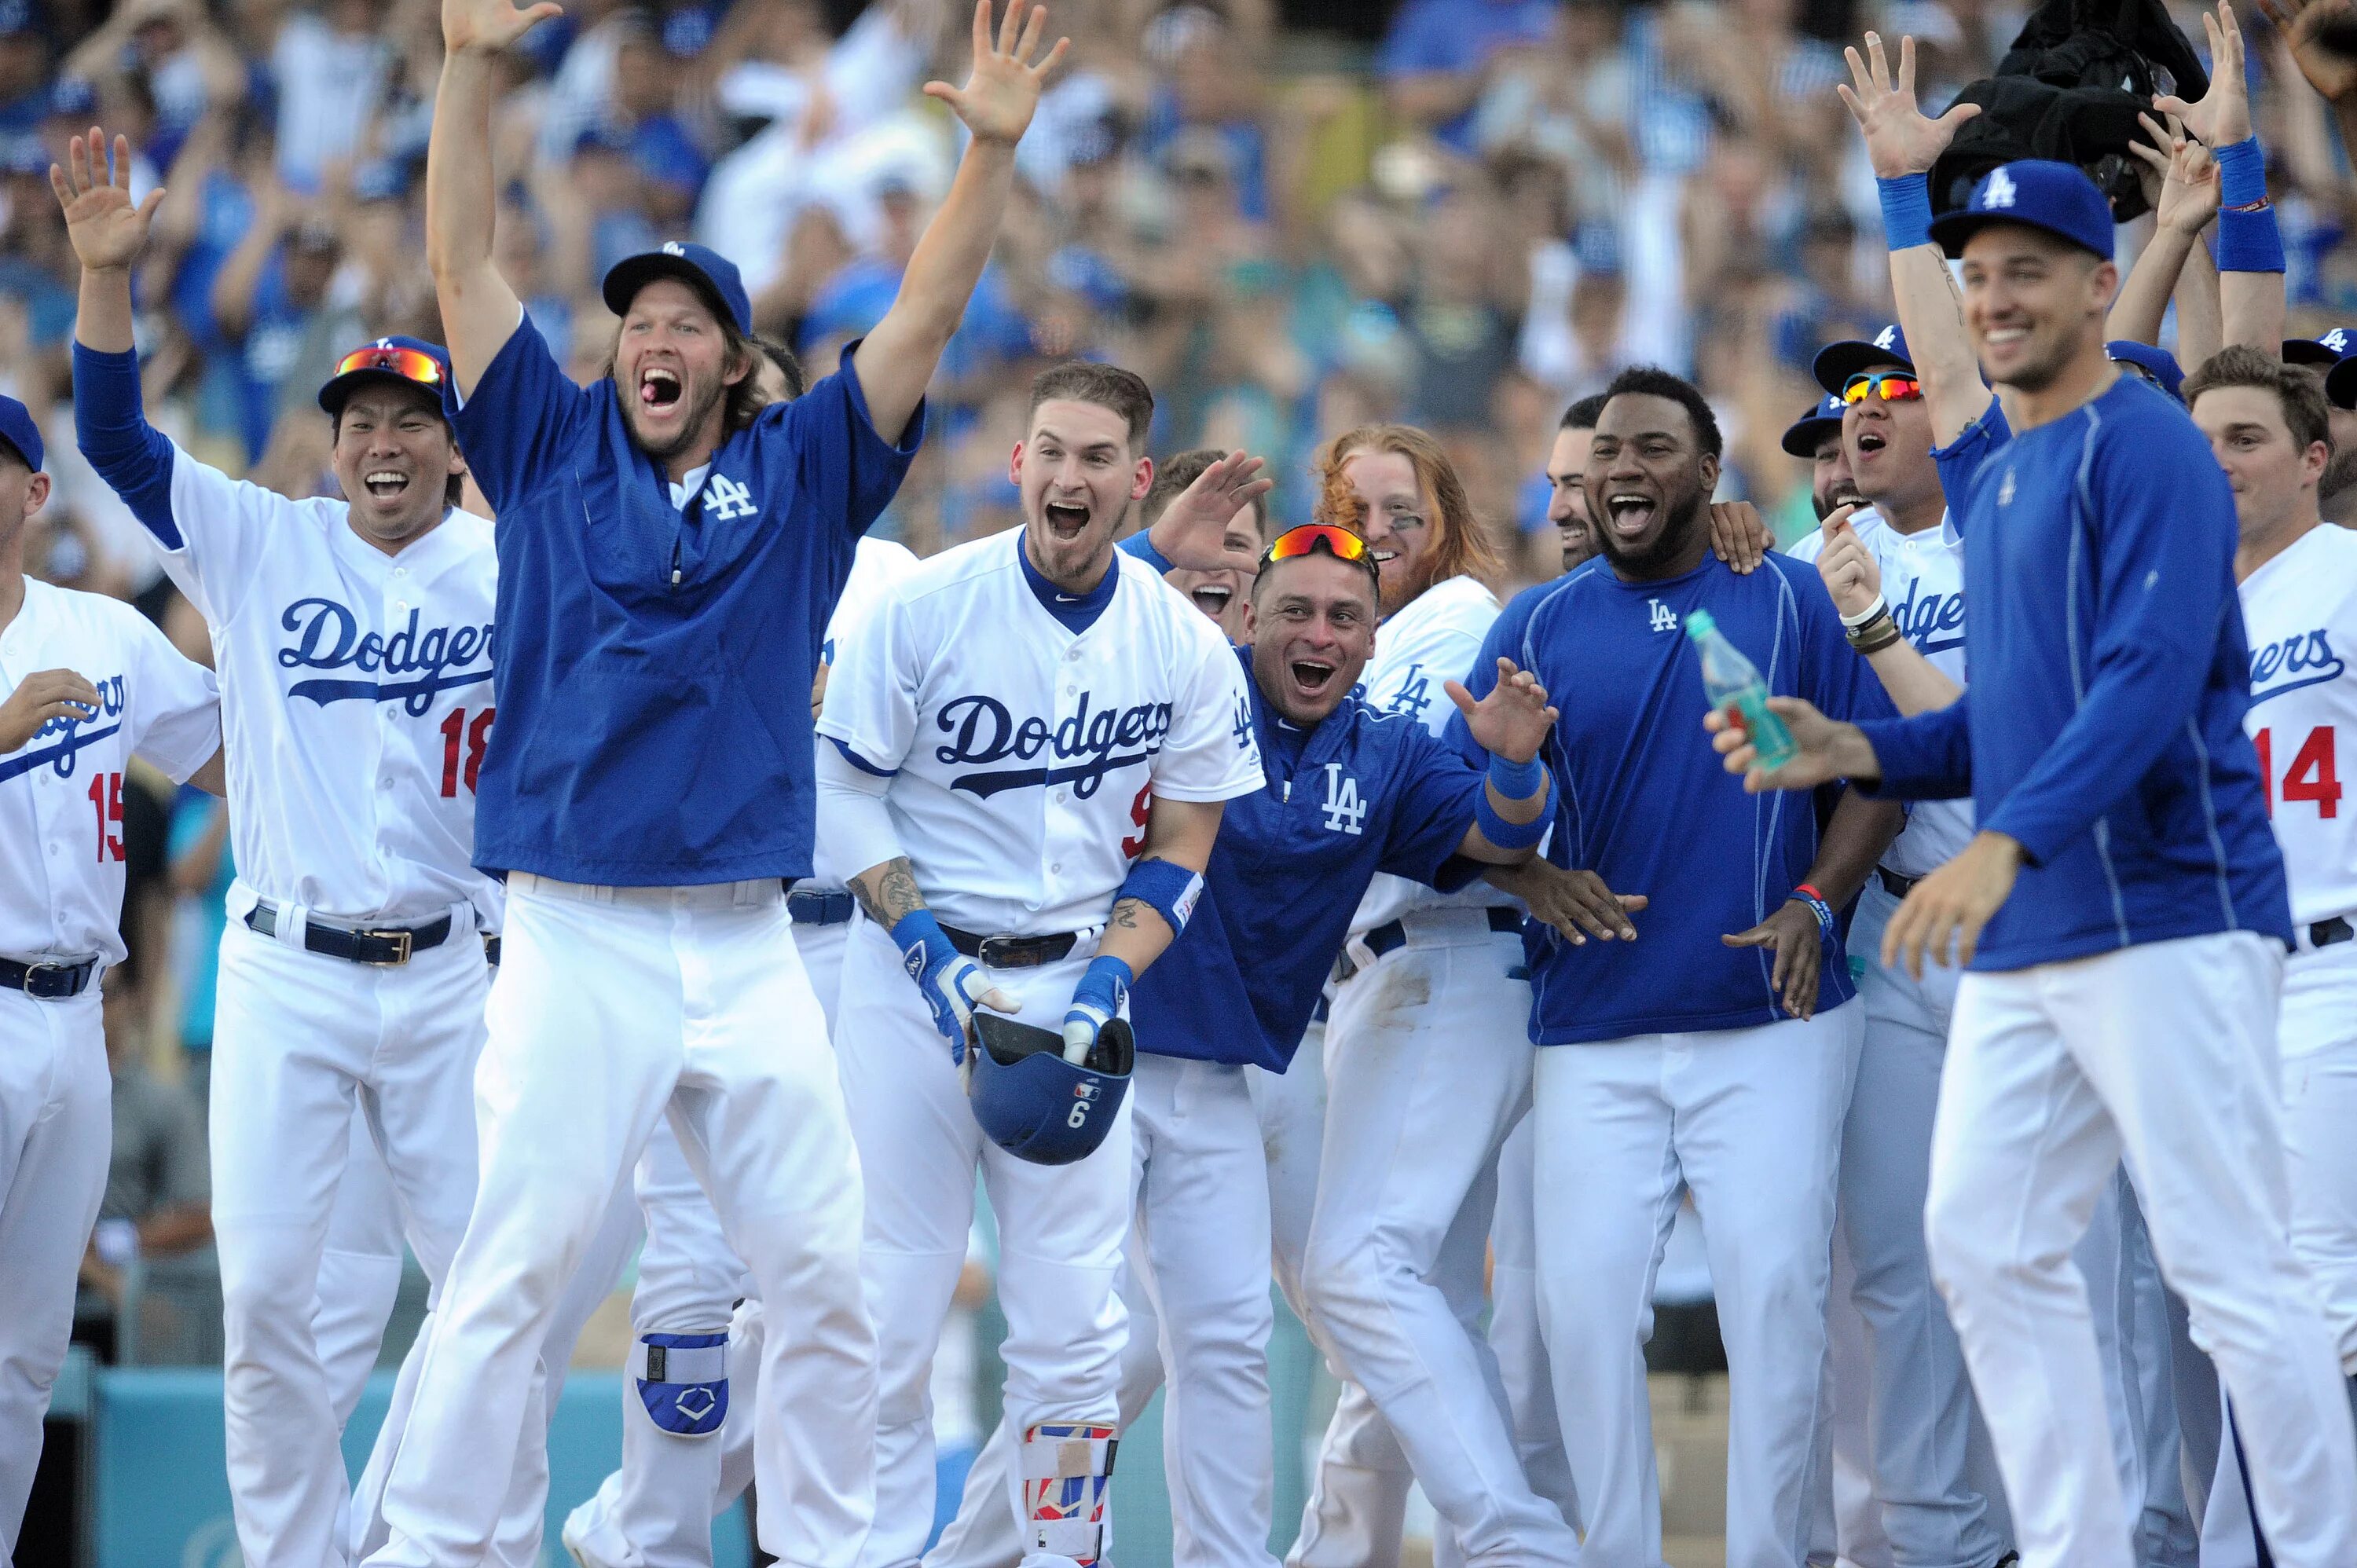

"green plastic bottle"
[1684,607,1797,771]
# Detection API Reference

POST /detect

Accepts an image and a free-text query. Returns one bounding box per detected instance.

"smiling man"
[1715,153,2357,1568]
[363,2,1077,1565]
[816,359,1266,1568]
[929,522,1556,1568]
[1479,362,1903,1568]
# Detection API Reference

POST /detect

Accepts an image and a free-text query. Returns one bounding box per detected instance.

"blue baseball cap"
[1812,324,1913,397]
[317,335,453,415]
[0,394,43,472]
[1781,394,1847,458]
[2283,327,2357,368]
[603,240,751,335]
[2326,354,2357,412]
[1930,159,2114,262]
[2106,341,2183,401]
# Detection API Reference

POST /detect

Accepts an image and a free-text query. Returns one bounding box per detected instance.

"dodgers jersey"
[0,580,220,965]
[1349,573,1508,933]
[1787,507,1974,876]
[1868,377,2291,968]
[1134,645,1489,1071]
[450,317,920,887]
[2240,523,2357,927]
[74,344,501,929]
[818,529,1262,936]
[1461,551,1897,1044]
[808,535,922,890]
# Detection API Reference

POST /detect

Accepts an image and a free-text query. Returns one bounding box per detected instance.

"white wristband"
[1839,594,1890,630]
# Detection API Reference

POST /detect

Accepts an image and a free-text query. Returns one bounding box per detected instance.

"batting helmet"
[968,1013,1134,1166]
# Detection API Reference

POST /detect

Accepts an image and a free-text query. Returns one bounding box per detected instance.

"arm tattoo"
[1109,899,1146,931]
[852,856,927,928]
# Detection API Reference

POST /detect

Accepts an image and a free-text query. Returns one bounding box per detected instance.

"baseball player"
[0,393,222,1556]
[1463,363,1901,1568]
[929,519,1558,1567]
[1785,392,1862,521]
[2282,329,2357,529]
[53,126,559,1568]
[1787,324,2008,1568]
[361,5,1066,1564]
[816,359,1263,1567]
[1714,149,2356,1568]
[2183,346,2357,1564]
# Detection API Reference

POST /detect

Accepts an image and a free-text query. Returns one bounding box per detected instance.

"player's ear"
[1129,455,1153,503]
[2305,439,2332,487]
[1696,450,1721,499]
[22,471,49,517]
[1009,441,1026,488]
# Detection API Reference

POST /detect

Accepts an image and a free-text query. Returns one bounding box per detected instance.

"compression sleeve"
[816,742,906,885]
[72,342,181,548]
[1119,530,1175,574]
[1857,698,1974,801]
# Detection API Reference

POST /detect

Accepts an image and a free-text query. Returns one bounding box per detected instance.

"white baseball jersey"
[2240,522,2357,928]
[818,529,1263,935]
[143,449,501,928]
[1789,507,1974,877]
[1350,573,1503,934]
[809,535,923,890]
[0,580,220,964]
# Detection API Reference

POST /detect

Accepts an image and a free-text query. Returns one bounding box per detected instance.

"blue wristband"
[1072,954,1133,1013]
[1791,885,1837,947]
[1475,790,1547,851]
[2217,204,2286,274]
[1116,857,1204,936]
[1877,172,1934,252]
[2216,136,2267,209]
[1486,751,1545,800]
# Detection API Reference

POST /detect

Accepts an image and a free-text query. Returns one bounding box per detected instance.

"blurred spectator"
[167,788,233,1106]
[1378,0,1556,155]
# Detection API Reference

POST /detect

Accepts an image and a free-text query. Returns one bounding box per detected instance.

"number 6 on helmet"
[967,1013,1135,1165]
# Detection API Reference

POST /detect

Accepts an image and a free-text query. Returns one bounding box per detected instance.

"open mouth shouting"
[1604,489,1659,540]
[1853,427,1888,460]
[1190,582,1233,617]
[361,467,413,502]
[1043,499,1092,542]
[1287,656,1339,702]
[639,365,683,411]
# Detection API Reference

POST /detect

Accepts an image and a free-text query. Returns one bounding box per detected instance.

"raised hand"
[2128,112,2220,236]
[1446,658,1560,766]
[442,0,562,56]
[49,129,163,273]
[1149,449,1273,573]
[2255,0,2357,104]
[1705,695,1875,793]
[924,0,1070,148]
[0,670,103,754]
[2157,1,2252,147]
[1838,32,1981,180]
[1815,504,1883,619]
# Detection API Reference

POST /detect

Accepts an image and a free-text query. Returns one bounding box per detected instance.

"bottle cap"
[1683,607,1714,639]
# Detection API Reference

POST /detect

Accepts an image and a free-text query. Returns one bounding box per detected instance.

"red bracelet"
[1794,882,1825,903]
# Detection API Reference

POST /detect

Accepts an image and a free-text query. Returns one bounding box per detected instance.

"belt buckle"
[22,961,65,997]
[978,936,1022,969]
[361,929,414,965]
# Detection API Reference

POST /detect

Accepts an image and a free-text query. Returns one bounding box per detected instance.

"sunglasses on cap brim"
[1842,370,1923,405]
[1260,524,1380,580]
[332,346,445,389]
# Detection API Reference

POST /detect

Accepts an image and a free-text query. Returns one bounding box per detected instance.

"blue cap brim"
[1928,207,2106,262]
[2283,338,2345,368]
[317,368,449,416]
[602,253,747,333]
[2328,355,2357,412]
[1811,341,1914,397]
[1780,416,1842,458]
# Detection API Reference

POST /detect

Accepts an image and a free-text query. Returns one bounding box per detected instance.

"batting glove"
[890,910,1014,1064]
[1061,955,1135,1061]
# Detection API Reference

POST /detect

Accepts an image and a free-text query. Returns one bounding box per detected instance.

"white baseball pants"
[835,919,1131,1568]
[212,918,487,1568]
[2074,1172,2197,1568]
[1485,1112,1578,1541]
[1535,1002,1864,1568]
[1924,931,2357,1568]
[1838,880,2007,1568]
[362,874,874,1568]
[1259,1024,1417,1568]
[1299,918,1573,1566]
[0,984,106,1557]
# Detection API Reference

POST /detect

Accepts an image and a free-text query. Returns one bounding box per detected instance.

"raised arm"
[2109,117,2220,350]
[851,1,1068,443]
[428,0,561,396]
[2159,2,2287,355]
[2259,0,2357,178]
[1442,657,1556,864]
[53,129,162,356]
[1838,33,1991,446]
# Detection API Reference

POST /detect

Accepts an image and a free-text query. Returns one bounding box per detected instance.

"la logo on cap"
[2327,330,2349,353]
[1985,170,2018,209]
[663,241,685,256]
[1875,326,1899,350]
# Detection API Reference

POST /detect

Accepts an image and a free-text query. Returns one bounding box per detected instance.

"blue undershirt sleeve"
[1857,698,1974,800]
[1119,530,1174,574]
[72,343,181,548]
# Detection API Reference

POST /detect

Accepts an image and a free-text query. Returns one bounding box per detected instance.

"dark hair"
[1561,393,1610,432]
[1598,365,1724,459]
[1028,361,1155,452]
[332,390,467,509]
[753,332,807,401]
[2185,346,2334,459]
[1144,446,1267,535]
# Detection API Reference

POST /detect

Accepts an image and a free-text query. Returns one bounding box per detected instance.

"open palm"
[49,128,162,273]
[925,1,1070,147]
[442,0,561,55]
[2156,2,2250,148]
[1838,32,1981,179]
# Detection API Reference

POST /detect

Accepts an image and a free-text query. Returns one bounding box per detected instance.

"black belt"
[2309,915,2354,951]
[244,901,453,965]
[787,887,856,928]
[941,924,1078,969]
[1335,907,1523,984]
[1,955,100,999]
[1878,867,1919,899]
[484,935,501,967]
